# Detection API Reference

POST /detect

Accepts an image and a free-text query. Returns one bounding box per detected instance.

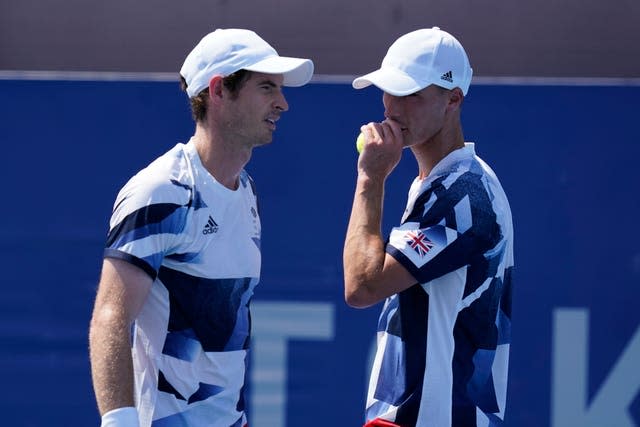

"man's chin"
[253,137,273,148]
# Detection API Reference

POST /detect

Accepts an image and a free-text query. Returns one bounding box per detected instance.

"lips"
[383,117,407,132]
[265,114,281,130]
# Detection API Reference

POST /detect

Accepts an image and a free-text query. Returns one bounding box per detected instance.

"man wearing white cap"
[343,27,514,427]
[89,29,313,427]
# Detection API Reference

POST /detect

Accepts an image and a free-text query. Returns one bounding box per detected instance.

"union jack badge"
[404,230,434,257]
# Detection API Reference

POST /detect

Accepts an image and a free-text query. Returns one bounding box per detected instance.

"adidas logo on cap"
[441,70,453,83]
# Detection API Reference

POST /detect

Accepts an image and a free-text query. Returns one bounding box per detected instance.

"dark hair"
[180,69,253,122]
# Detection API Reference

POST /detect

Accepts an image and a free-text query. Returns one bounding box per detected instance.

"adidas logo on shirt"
[441,70,453,83]
[202,216,219,235]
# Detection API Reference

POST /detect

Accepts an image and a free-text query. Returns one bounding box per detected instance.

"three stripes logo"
[440,70,453,83]
[202,216,219,235]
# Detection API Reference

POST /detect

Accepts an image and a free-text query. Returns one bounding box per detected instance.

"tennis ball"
[356,132,365,153]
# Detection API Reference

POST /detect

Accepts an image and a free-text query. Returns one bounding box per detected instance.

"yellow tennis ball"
[356,132,365,153]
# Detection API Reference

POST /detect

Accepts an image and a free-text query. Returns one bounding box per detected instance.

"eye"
[259,82,277,92]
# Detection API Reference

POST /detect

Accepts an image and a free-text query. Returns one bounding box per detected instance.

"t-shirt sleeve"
[386,172,502,284]
[104,176,191,280]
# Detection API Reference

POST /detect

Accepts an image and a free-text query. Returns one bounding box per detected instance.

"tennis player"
[343,27,514,427]
[89,29,313,427]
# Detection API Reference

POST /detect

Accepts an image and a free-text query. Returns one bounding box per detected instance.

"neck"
[412,123,465,179]
[191,123,252,190]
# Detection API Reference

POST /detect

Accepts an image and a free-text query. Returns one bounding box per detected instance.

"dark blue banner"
[0,79,638,426]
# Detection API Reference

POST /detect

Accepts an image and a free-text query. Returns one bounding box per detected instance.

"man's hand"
[357,120,404,183]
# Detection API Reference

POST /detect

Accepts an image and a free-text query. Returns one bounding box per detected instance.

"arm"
[343,121,418,308]
[89,257,153,416]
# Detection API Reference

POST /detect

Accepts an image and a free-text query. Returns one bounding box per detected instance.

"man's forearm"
[89,317,136,416]
[343,175,387,307]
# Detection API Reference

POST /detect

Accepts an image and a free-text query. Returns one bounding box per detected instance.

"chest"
[169,188,262,278]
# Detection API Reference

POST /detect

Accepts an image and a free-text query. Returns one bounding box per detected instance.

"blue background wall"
[0,79,638,426]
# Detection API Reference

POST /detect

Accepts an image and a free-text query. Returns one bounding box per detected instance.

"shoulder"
[113,144,195,216]
[433,157,495,207]
[409,163,498,235]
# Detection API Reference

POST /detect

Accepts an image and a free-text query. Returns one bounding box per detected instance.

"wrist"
[101,407,139,427]
[357,173,386,189]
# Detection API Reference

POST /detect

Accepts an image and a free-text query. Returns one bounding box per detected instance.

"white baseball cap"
[352,27,473,96]
[180,28,314,97]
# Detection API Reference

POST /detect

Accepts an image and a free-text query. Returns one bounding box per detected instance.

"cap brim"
[245,56,314,87]
[352,67,424,96]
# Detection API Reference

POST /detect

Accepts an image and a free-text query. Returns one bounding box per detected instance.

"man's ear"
[209,75,224,100]
[448,87,464,111]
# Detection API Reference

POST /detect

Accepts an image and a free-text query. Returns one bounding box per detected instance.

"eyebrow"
[255,78,281,88]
